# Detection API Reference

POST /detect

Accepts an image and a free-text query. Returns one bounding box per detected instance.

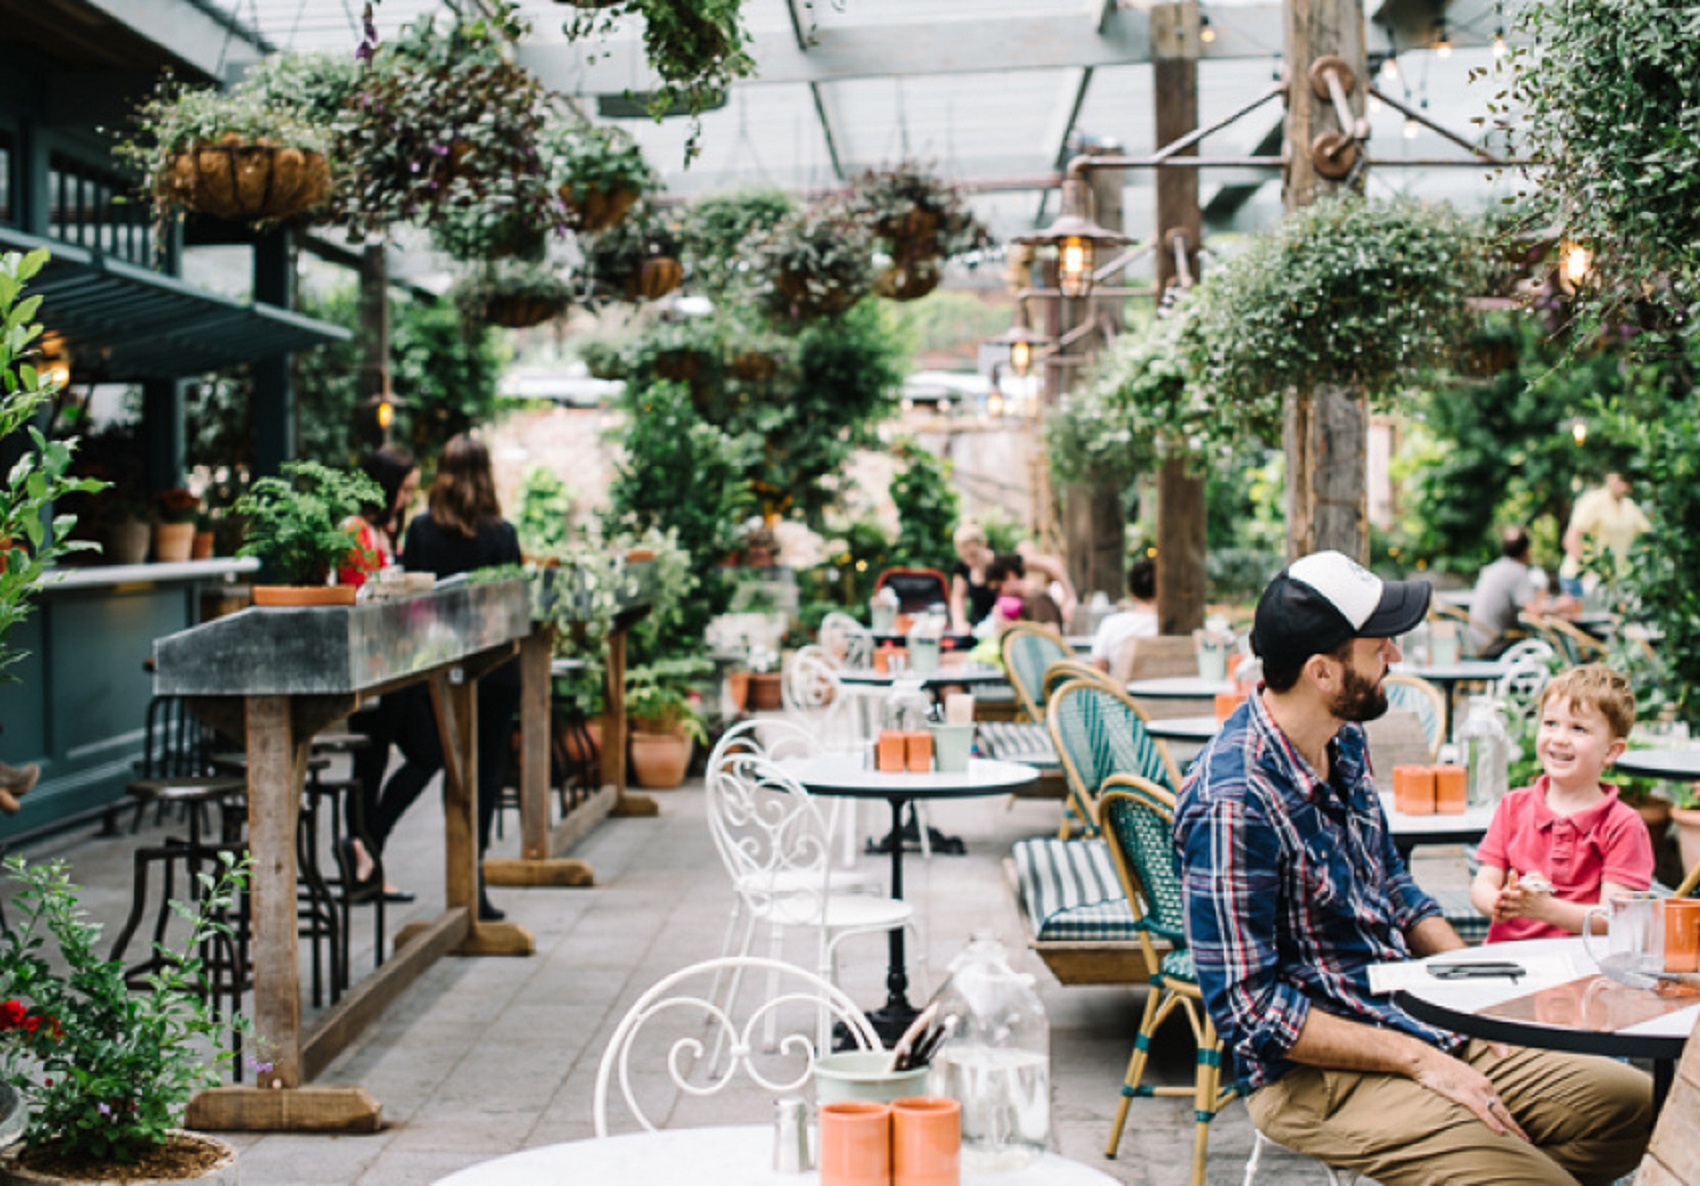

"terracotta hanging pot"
[252,585,358,608]
[165,135,329,223]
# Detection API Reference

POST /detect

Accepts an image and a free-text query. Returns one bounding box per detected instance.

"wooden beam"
[518,630,552,861]
[244,695,308,1088]
[185,1085,382,1134]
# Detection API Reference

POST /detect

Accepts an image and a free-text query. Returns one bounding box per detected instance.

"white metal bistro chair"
[702,735,916,1053]
[818,611,875,669]
[592,955,880,1135]
[1244,1129,1359,1186]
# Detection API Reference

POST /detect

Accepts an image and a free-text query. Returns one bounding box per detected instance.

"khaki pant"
[1246,1040,1651,1185]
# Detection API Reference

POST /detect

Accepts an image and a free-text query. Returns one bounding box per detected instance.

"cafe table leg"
[865,795,918,1045]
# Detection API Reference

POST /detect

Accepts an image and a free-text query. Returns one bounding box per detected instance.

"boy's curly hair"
[1538,663,1636,740]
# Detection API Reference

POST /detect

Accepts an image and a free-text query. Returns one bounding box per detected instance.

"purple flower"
[97,1103,112,1117]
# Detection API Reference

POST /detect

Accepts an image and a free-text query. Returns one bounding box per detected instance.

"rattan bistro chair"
[593,955,880,1135]
[1098,776,1235,1185]
[1002,622,1071,723]
[1047,678,1182,839]
[1383,674,1448,759]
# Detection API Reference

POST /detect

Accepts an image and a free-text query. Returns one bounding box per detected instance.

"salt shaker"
[772,1096,812,1173]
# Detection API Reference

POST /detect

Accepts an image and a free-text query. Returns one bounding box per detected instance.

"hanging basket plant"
[585,204,685,303]
[453,261,575,329]
[848,162,990,260]
[117,80,336,225]
[754,201,876,323]
[872,254,943,302]
[560,0,756,164]
[548,123,660,233]
[338,4,566,248]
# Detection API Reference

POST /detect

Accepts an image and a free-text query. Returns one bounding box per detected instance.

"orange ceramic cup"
[819,1100,893,1186]
[1393,765,1435,815]
[905,730,933,773]
[892,1096,962,1186]
[1433,764,1467,815]
[877,730,908,773]
[1663,897,1700,974]
[873,649,891,674]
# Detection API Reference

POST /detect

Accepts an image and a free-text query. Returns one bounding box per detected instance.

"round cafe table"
[784,755,1038,1042]
[1611,748,1700,783]
[433,1125,1120,1186]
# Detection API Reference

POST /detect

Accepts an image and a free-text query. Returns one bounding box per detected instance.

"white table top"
[1143,714,1222,742]
[1393,937,1698,1058]
[1612,747,1700,782]
[1125,675,1232,699]
[784,755,1039,800]
[1378,792,1497,844]
[839,662,1007,689]
[432,1125,1120,1186]
[1392,659,1511,683]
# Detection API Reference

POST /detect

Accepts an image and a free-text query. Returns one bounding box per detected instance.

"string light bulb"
[1433,18,1452,57]
[1199,12,1216,44]
[1492,27,1507,58]
[1380,54,1400,82]
[1563,241,1593,287]
[1403,117,1420,140]
[1571,417,1588,447]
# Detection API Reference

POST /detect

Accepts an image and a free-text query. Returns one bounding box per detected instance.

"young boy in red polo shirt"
[1469,664,1655,941]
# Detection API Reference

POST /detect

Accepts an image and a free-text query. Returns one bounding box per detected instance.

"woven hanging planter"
[562,183,642,233]
[482,293,569,329]
[624,256,683,301]
[165,136,330,223]
[875,209,942,253]
[872,256,942,302]
[728,351,779,381]
[774,271,862,320]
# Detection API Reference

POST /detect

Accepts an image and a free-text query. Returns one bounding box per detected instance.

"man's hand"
[1411,1047,1530,1140]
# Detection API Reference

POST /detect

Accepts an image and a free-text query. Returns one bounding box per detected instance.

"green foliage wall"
[888,436,958,571]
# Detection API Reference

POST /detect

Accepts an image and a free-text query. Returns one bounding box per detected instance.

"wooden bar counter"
[150,577,531,1133]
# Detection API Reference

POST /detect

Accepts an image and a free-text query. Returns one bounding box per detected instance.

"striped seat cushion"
[978,721,1059,768]
[1011,836,1137,942]
[1425,885,1490,945]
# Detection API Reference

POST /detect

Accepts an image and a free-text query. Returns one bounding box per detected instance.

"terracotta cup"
[892,1096,961,1186]
[877,731,908,773]
[1663,897,1700,974]
[1393,765,1435,815]
[1433,764,1467,815]
[905,730,933,773]
[819,1100,892,1186]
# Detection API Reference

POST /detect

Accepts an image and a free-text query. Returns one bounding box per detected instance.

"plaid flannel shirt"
[1173,692,1459,1093]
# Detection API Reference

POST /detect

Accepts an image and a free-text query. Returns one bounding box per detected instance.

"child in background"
[1469,664,1654,942]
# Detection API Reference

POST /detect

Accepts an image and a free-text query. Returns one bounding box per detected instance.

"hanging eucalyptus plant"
[752,200,875,323]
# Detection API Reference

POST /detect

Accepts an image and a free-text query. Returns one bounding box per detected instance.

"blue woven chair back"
[1383,675,1445,758]
[1099,778,1187,947]
[1003,625,1070,722]
[1047,679,1176,831]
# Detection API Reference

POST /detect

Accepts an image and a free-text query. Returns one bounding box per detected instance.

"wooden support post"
[604,626,657,818]
[482,626,599,887]
[1152,1,1209,635]
[1283,0,1371,561]
[243,695,308,1089]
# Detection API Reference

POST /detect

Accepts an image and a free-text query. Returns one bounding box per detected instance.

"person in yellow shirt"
[1558,472,1650,597]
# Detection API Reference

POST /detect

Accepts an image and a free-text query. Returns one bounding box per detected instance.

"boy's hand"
[1493,870,1553,922]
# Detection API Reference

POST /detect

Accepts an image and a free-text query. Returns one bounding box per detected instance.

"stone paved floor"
[2,745,1481,1186]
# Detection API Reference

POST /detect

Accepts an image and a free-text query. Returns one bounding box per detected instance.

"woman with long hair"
[367,433,522,921]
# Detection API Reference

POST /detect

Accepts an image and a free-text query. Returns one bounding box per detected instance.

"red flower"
[23,1014,42,1034]
[0,999,24,1029]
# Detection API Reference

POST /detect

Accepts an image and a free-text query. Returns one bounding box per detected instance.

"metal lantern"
[1013,178,1129,300]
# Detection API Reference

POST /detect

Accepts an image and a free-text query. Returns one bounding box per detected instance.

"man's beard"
[1329,663,1388,722]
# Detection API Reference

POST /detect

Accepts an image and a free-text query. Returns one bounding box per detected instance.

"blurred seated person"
[984,552,1063,630]
[949,521,1076,633]
[1468,526,1578,658]
[727,524,799,620]
[1090,558,1158,672]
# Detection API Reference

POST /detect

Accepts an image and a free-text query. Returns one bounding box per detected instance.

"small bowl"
[813,1050,930,1104]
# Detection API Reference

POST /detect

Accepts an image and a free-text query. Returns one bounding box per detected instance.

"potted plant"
[847,162,990,260]
[753,201,875,322]
[337,4,565,249]
[584,204,684,303]
[679,187,796,300]
[561,0,756,164]
[232,461,381,606]
[151,487,200,564]
[548,123,659,233]
[116,78,334,225]
[453,261,576,330]
[0,855,248,1183]
[625,657,709,789]
[191,510,217,561]
[0,250,106,671]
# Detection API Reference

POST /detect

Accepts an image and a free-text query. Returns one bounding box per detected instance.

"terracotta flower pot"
[629,727,691,789]
[191,531,215,560]
[252,585,358,608]
[153,521,195,563]
[104,518,151,566]
[748,671,783,712]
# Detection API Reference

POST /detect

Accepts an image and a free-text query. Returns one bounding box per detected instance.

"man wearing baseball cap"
[1173,551,1650,1183]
